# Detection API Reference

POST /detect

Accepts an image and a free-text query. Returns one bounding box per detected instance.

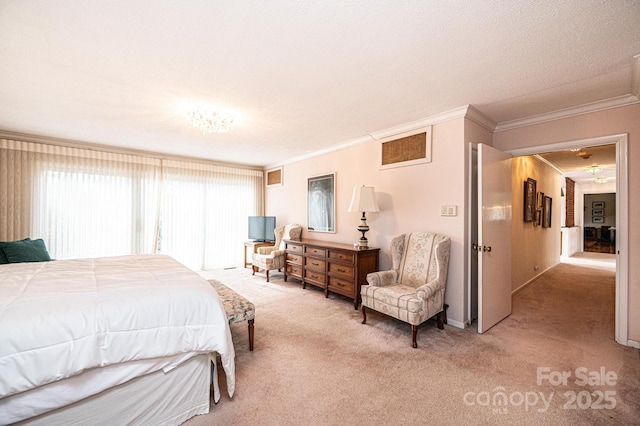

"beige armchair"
[252,224,302,282]
[361,232,451,348]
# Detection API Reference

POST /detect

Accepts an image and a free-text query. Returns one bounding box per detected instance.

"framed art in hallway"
[523,178,537,222]
[592,201,605,209]
[593,217,604,223]
[593,209,604,217]
[542,196,552,228]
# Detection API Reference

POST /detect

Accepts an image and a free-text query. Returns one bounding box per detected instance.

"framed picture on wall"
[593,209,604,217]
[523,178,537,222]
[593,217,604,223]
[592,201,605,209]
[542,196,552,228]
[307,173,336,233]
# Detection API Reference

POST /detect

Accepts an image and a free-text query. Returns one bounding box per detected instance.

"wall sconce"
[348,186,379,249]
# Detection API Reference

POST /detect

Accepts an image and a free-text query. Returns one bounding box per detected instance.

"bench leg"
[248,319,254,351]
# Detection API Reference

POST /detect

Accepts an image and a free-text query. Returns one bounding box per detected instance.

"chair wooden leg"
[443,303,449,325]
[411,325,418,348]
[248,319,254,351]
[361,305,367,324]
[252,266,256,276]
[265,270,270,282]
[437,311,445,330]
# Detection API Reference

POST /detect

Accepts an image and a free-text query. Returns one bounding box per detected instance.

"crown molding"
[265,134,375,170]
[368,105,471,140]
[464,105,497,131]
[494,94,640,132]
[266,105,479,169]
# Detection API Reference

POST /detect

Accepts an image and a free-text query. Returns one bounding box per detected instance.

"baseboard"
[511,262,560,296]
[446,318,465,329]
[626,339,640,349]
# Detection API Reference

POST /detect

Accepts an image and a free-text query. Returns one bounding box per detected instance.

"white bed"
[0,254,235,425]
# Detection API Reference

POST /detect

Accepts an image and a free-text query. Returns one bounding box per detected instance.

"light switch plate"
[440,205,457,216]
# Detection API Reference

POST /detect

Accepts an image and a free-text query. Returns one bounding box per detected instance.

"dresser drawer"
[328,277,355,295]
[287,264,303,278]
[305,246,327,258]
[286,243,303,254]
[329,263,353,278]
[328,250,355,263]
[305,257,326,271]
[304,269,326,285]
[287,253,303,265]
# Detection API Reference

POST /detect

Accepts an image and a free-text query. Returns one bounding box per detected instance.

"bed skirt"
[14,353,211,426]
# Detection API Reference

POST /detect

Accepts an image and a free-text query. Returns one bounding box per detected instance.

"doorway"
[467,134,629,346]
[583,192,616,254]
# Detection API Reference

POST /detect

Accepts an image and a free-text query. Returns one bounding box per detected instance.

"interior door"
[477,144,512,333]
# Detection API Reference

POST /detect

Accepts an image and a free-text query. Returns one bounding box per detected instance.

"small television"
[248,216,276,242]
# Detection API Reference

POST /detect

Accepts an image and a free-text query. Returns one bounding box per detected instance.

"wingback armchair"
[361,232,451,348]
[252,224,302,282]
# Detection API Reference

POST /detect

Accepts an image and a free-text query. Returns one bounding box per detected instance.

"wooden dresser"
[283,239,379,309]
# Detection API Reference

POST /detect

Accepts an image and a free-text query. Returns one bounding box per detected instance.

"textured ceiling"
[0,1,639,167]
[538,144,617,187]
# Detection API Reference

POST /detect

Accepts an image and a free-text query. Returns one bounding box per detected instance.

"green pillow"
[0,238,31,264]
[0,238,51,263]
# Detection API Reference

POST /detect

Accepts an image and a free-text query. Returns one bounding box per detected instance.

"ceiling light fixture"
[595,177,608,184]
[187,108,234,133]
[584,165,602,175]
[576,150,592,159]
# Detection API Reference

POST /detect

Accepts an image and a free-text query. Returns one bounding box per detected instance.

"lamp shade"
[348,186,379,213]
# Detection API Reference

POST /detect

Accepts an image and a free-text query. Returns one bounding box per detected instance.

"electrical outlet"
[440,205,457,216]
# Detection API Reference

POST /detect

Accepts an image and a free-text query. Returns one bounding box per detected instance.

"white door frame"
[507,133,629,347]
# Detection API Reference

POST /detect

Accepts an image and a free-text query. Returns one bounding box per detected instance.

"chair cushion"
[252,251,285,270]
[361,284,423,313]
[397,233,440,287]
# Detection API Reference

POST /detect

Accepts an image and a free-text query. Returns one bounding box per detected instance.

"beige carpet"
[189,262,639,425]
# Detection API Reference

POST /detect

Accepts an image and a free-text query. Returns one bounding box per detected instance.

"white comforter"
[0,254,235,401]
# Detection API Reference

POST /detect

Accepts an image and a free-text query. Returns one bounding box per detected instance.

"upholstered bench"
[209,279,255,351]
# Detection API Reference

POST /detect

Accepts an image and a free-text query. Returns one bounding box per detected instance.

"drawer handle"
[337,268,346,273]
[337,282,345,287]
[312,262,319,266]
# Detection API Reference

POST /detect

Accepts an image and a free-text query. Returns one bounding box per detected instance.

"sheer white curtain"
[0,138,263,269]
[160,160,263,270]
[0,139,162,259]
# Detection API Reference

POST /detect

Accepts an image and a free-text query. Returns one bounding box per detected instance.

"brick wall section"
[565,177,575,227]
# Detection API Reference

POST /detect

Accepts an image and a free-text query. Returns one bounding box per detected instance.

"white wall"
[266,118,469,326]
[511,155,562,292]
